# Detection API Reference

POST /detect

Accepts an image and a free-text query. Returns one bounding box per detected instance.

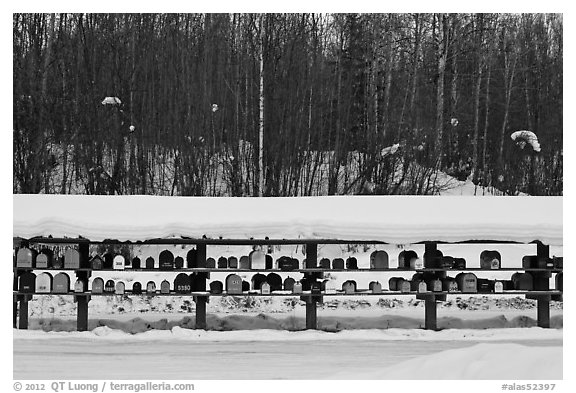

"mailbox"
[145,257,155,269]
[210,280,223,294]
[442,277,458,292]
[91,255,103,270]
[251,273,267,290]
[266,273,282,292]
[185,249,197,268]
[242,281,250,291]
[132,257,141,269]
[132,282,142,294]
[293,281,303,294]
[411,273,425,291]
[477,279,494,293]
[16,247,36,268]
[522,255,537,269]
[332,258,345,269]
[319,258,331,269]
[19,272,36,293]
[410,258,424,270]
[388,277,402,291]
[239,256,250,269]
[159,250,174,270]
[218,256,228,269]
[261,282,271,294]
[115,281,125,294]
[146,281,156,294]
[74,278,86,293]
[284,277,295,291]
[160,280,170,294]
[494,281,504,293]
[103,253,114,269]
[64,248,81,269]
[424,250,443,268]
[91,277,104,294]
[226,274,243,294]
[369,281,382,294]
[105,280,115,293]
[36,250,52,269]
[440,256,454,269]
[342,280,357,294]
[250,251,266,270]
[480,250,501,269]
[399,280,411,293]
[429,278,443,292]
[417,281,427,293]
[228,256,238,269]
[175,256,184,269]
[265,254,274,269]
[511,272,533,290]
[174,273,192,294]
[113,255,125,270]
[53,272,70,293]
[456,273,477,293]
[370,251,389,269]
[206,257,216,268]
[555,272,562,291]
[346,257,358,270]
[278,256,298,271]
[36,273,53,293]
[398,250,418,269]
[453,258,466,269]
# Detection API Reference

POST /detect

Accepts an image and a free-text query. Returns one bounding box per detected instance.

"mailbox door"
[159,250,174,270]
[91,278,104,294]
[16,248,35,268]
[174,273,192,294]
[145,257,155,269]
[53,273,70,293]
[332,258,344,269]
[239,256,250,269]
[174,256,184,269]
[249,251,266,270]
[115,282,125,294]
[64,248,81,269]
[36,273,53,293]
[19,272,36,292]
[160,280,171,294]
[113,255,125,270]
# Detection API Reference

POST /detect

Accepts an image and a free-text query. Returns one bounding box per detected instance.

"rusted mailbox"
[226,274,243,294]
[205,257,216,268]
[342,280,357,294]
[261,282,271,294]
[210,280,223,294]
[159,250,174,270]
[74,278,86,293]
[91,255,103,270]
[250,250,266,270]
[36,250,52,269]
[456,273,477,293]
[53,272,70,293]
[36,272,53,293]
[218,256,228,269]
[16,247,36,268]
[19,272,36,293]
[174,273,192,294]
[145,257,155,269]
[132,257,141,269]
[105,280,115,293]
[266,273,282,292]
[480,250,501,269]
[113,255,125,270]
[64,248,81,269]
[115,281,125,294]
[239,256,250,269]
[132,282,142,294]
[556,272,562,291]
[370,251,389,269]
[146,281,156,294]
[369,281,382,294]
[346,257,358,270]
[284,277,295,291]
[91,277,104,294]
[398,250,418,269]
[251,273,267,290]
[228,256,238,269]
[511,272,534,290]
[160,280,170,294]
[319,258,331,269]
[332,258,345,269]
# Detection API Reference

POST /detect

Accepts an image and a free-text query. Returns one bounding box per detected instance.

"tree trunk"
[258,15,265,196]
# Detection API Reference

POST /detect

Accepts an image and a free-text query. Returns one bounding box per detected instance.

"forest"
[13,13,563,196]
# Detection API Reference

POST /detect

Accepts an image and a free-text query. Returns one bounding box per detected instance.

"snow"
[13,195,562,245]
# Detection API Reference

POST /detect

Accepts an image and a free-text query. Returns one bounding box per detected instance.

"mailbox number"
[177,285,190,291]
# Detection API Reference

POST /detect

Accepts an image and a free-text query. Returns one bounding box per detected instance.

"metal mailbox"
[494,281,504,293]
[251,273,267,290]
[453,258,466,269]
[53,272,70,293]
[261,282,271,295]
[228,256,238,269]
[105,280,115,293]
[146,281,156,294]
[388,277,402,291]
[132,257,141,269]
[417,281,428,293]
[265,254,273,269]
[442,277,458,292]
[480,250,501,269]
[16,247,35,268]
[346,257,358,270]
[319,258,331,269]
[160,280,170,294]
[218,256,228,269]
[477,278,494,293]
[64,248,81,269]
[19,272,36,293]
[429,278,443,292]
[278,256,297,271]
[284,277,295,291]
[103,253,114,269]
[91,277,104,294]
[410,257,424,270]
[266,273,282,292]
[36,272,53,293]
[132,282,142,295]
[249,250,266,270]
[511,272,533,291]
[115,281,125,294]
[74,278,86,293]
[174,273,192,294]
[398,250,418,269]
[210,280,223,294]
[292,281,303,294]
[113,255,125,270]
[239,256,250,269]
[440,256,454,269]
[424,250,443,268]
[159,250,174,270]
[91,255,103,270]
[242,281,250,292]
[342,280,357,294]
[36,250,52,269]
[206,257,216,268]
[399,280,411,293]
[174,256,184,269]
[456,272,477,293]
[369,281,382,294]
[145,257,155,269]
[370,250,389,269]
[332,258,345,269]
[226,274,243,294]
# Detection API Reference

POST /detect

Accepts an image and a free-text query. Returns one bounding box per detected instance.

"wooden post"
[13,300,18,328]
[18,295,29,330]
[424,296,437,330]
[305,243,319,330]
[536,242,551,328]
[306,300,317,330]
[195,244,208,330]
[77,295,90,331]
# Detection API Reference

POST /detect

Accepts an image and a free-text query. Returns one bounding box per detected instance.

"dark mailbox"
[251,273,267,290]
[226,274,243,294]
[64,248,81,269]
[265,254,273,269]
[242,280,250,291]
[53,272,70,293]
[132,282,143,295]
[210,280,224,294]
[284,277,296,291]
[186,249,198,268]
[453,258,467,269]
[399,280,412,293]
[52,255,64,269]
[411,273,425,291]
[103,253,114,269]
[370,251,389,269]
[342,280,357,294]
[556,272,562,291]
[36,272,53,293]
[480,250,501,269]
[159,250,175,270]
[477,278,494,293]
[522,255,537,269]
[369,281,382,294]
[228,256,238,269]
[218,256,228,269]
[423,250,443,268]
[174,256,184,269]
[132,257,141,269]
[206,257,216,268]
[398,250,418,269]
[346,257,358,270]
[91,255,103,270]
[332,258,345,269]
[19,272,36,293]
[511,272,533,291]
[266,273,282,292]
[278,256,298,271]
[319,258,331,269]
[428,278,443,292]
[440,256,455,269]
[388,277,402,291]
[91,277,104,294]
[442,277,459,292]
[174,273,192,294]
[239,256,250,269]
[105,280,115,293]
[145,257,155,269]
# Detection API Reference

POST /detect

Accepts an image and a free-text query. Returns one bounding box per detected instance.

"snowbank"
[336,343,562,379]
[13,195,562,245]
